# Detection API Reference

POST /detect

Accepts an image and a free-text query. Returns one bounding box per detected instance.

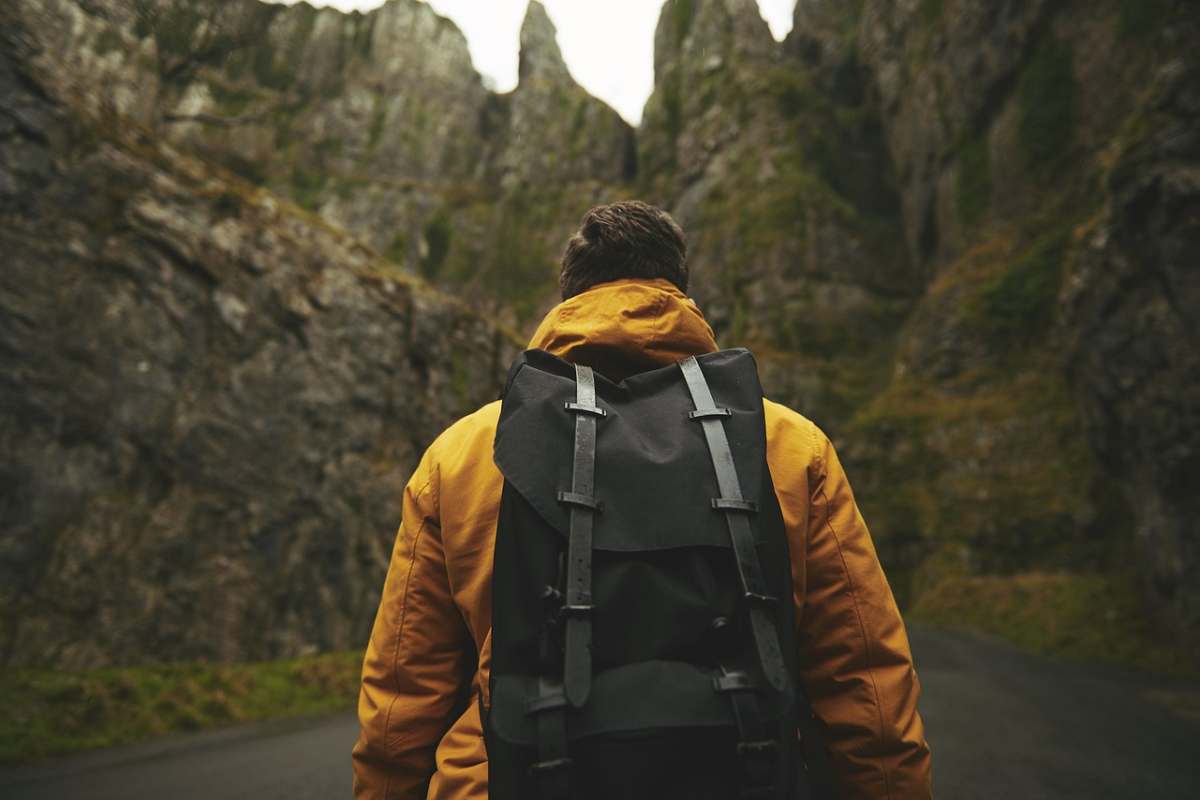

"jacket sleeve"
[352,448,474,799]
[796,429,933,799]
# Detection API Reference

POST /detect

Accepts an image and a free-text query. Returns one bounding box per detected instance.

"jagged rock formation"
[2,0,1197,667]
[811,0,1198,644]
[639,0,913,428]
[0,2,516,667]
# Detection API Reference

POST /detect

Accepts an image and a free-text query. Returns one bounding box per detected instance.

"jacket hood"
[527,279,719,382]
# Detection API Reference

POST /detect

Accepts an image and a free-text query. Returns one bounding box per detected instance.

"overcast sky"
[269,1,796,124]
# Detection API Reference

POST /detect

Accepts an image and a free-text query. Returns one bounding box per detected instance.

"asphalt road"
[3,625,1198,799]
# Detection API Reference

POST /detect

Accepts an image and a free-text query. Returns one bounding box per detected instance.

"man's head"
[559,201,688,300]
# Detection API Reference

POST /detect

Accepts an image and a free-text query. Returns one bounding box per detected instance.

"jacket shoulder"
[426,399,502,467]
[762,398,825,470]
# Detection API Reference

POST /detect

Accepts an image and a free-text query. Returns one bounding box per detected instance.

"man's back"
[353,277,932,799]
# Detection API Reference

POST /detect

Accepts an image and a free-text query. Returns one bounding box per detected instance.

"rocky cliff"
[636,0,1199,655]
[0,1,517,667]
[2,0,1197,668]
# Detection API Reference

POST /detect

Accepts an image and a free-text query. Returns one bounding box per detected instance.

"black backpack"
[485,348,829,799]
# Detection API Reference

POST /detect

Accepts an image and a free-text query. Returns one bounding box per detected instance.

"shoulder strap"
[679,356,788,692]
[558,363,603,708]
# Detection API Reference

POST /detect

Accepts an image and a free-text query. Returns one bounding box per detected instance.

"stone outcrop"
[0,3,516,667]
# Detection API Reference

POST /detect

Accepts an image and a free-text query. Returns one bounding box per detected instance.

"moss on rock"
[956,133,991,226]
[1018,35,1078,172]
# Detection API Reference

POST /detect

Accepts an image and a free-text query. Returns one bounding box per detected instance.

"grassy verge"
[909,572,1197,677]
[0,651,362,764]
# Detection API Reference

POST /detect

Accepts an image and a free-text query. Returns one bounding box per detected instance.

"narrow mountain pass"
[3,625,1197,799]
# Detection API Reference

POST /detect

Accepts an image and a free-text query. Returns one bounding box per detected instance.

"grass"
[1018,35,1078,172]
[956,133,991,226]
[967,229,1069,345]
[910,572,1197,677]
[0,651,362,764]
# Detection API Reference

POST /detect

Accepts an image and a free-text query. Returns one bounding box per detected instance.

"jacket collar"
[527,279,719,382]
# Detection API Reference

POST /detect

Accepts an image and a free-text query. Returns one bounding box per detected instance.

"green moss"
[145,5,205,60]
[971,230,1068,342]
[367,103,387,150]
[95,29,125,55]
[770,68,821,120]
[1018,36,1078,172]
[421,213,452,279]
[0,651,362,763]
[956,133,991,226]
[1118,0,1170,38]
[662,70,684,143]
[209,83,256,117]
[384,231,408,264]
[911,572,1196,676]
[252,44,293,91]
[290,2,320,44]
[673,0,697,49]
[289,165,326,212]
[919,0,944,25]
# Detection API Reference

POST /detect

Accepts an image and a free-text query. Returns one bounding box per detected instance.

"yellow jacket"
[352,279,932,799]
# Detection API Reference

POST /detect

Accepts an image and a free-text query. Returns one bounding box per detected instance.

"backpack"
[485,348,829,799]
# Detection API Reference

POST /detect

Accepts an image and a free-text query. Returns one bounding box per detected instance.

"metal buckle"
[712,497,757,512]
[744,591,778,607]
[556,491,602,511]
[529,757,574,774]
[564,401,606,417]
[688,407,733,420]
[736,739,779,756]
[558,603,594,619]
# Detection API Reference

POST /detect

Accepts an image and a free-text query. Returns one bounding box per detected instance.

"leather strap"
[679,356,788,692]
[561,364,599,708]
[530,676,571,797]
[714,666,779,799]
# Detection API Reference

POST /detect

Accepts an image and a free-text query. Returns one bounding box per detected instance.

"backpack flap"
[493,348,768,553]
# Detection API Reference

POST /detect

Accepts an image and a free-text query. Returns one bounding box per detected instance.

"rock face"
[804,0,1198,644]
[1063,58,1200,637]
[3,0,1197,668]
[0,3,516,667]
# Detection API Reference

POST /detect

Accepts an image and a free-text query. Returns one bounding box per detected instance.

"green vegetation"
[847,346,1111,596]
[421,212,453,279]
[1018,36,1078,171]
[0,651,362,763]
[385,231,408,264]
[253,44,293,91]
[911,572,1196,676]
[95,29,125,56]
[367,102,388,150]
[919,0,945,26]
[662,70,684,143]
[289,165,326,212]
[970,230,1069,343]
[956,134,991,226]
[209,83,256,117]
[1118,0,1170,39]
[135,3,204,60]
[672,0,697,49]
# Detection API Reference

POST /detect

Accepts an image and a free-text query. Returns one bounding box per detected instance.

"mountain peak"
[518,0,570,84]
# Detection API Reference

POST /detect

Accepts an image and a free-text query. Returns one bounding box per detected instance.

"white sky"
[268,1,796,124]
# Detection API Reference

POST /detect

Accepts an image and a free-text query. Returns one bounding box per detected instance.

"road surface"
[3,625,1198,799]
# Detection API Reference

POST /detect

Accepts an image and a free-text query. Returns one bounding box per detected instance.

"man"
[352,201,932,799]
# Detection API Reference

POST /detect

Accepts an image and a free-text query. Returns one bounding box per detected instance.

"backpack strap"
[559,363,602,708]
[528,675,571,799]
[679,356,788,692]
[714,667,781,799]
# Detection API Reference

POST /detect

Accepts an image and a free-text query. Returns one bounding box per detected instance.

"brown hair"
[559,201,688,300]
